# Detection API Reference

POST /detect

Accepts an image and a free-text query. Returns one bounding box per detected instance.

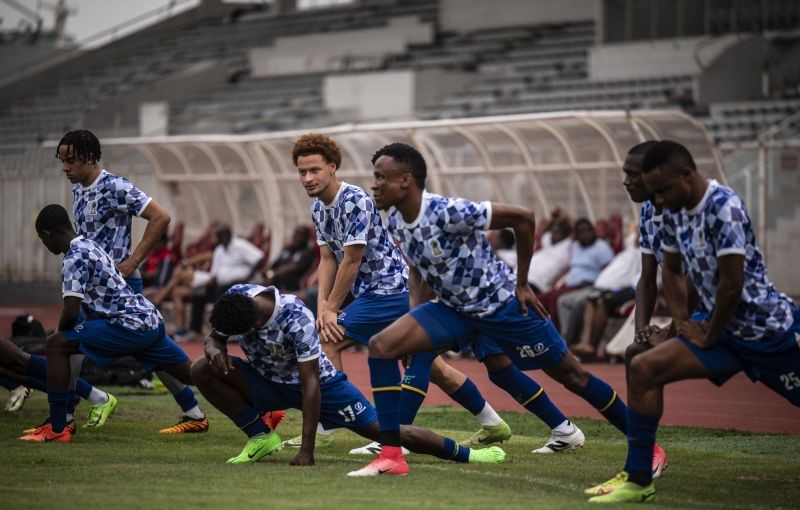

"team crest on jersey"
[695,229,706,250]
[428,239,444,257]
[87,200,98,216]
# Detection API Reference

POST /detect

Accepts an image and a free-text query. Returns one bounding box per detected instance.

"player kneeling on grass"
[192,284,506,469]
[28,204,202,443]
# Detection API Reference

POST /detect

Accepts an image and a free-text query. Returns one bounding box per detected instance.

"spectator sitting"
[527,219,572,294]
[562,232,642,359]
[263,225,316,292]
[187,225,266,337]
[141,234,175,293]
[537,218,614,330]
[490,228,517,269]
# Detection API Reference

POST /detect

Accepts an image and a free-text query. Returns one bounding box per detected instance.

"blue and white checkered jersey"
[62,236,162,332]
[225,284,337,385]
[386,192,517,318]
[311,182,407,297]
[638,200,666,266]
[72,170,152,264]
[661,180,796,344]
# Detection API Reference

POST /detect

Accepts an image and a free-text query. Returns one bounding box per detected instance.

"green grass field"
[2,388,799,510]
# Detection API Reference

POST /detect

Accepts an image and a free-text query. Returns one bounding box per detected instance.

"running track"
[3,305,798,435]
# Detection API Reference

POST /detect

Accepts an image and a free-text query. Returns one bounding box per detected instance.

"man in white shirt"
[188,225,265,335]
[528,221,572,294]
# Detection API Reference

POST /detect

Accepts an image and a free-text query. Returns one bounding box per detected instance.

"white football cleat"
[349,441,409,456]
[532,423,585,453]
[4,386,31,412]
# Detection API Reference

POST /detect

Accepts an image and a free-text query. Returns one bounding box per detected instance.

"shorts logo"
[354,401,366,415]
[73,323,84,332]
[517,343,548,359]
[337,311,346,320]
[428,239,444,257]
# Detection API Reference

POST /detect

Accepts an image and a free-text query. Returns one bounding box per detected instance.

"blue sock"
[75,378,93,400]
[48,388,70,433]
[173,386,199,413]
[436,437,471,463]
[398,351,436,425]
[27,355,94,400]
[368,356,402,446]
[489,364,566,428]
[24,355,49,392]
[448,378,486,415]
[0,378,19,390]
[67,391,79,416]
[232,407,268,438]
[577,374,628,434]
[623,409,659,486]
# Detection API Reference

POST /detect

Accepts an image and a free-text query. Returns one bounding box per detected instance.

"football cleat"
[283,433,333,449]
[532,423,585,453]
[467,445,507,464]
[158,416,209,434]
[84,393,118,428]
[19,422,74,443]
[461,421,512,447]
[226,432,283,464]
[588,482,656,503]
[4,385,31,412]
[262,410,286,431]
[22,418,76,435]
[346,452,409,477]
[349,441,410,456]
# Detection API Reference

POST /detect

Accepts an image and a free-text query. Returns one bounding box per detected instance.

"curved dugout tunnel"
[96,110,724,264]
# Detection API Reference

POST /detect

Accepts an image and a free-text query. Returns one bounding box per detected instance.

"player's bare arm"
[204,330,234,375]
[119,200,171,278]
[318,243,364,344]
[57,296,82,332]
[291,358,321,466]
[408,266,435,308]
[487,202,546,318]
[678,254,744,349]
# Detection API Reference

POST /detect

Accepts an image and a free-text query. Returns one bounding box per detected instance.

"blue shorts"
[62,321,189,372]
[678,319,800,406]
[338,292,409,345]
[233,357,377,430]
[411,298,568,370]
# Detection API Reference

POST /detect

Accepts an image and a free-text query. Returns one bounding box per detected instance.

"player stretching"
[191,284,506,468]
[24,205,199,442]
[290,134,510,452]
[587,141,800,503]
[56,130,207,433]
[584,141,672,496]
[350,143,632,477]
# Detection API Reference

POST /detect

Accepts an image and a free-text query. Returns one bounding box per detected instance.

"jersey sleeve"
[61,251,87,299]
[638,204,655,254]
[712,195,748,256]
[112,177,152,217]
[311,202,327,246]
[443,198,492,234]
[660,213,680,253]
[342,193,371,247]
[288,308,321,362]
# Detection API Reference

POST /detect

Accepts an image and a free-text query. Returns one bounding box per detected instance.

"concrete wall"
[87,60,227,136]
[698,36,763,104]
[324,69,476,121]
[439,0,596,32]
[249,16,433,76]
[588,35,744,80]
